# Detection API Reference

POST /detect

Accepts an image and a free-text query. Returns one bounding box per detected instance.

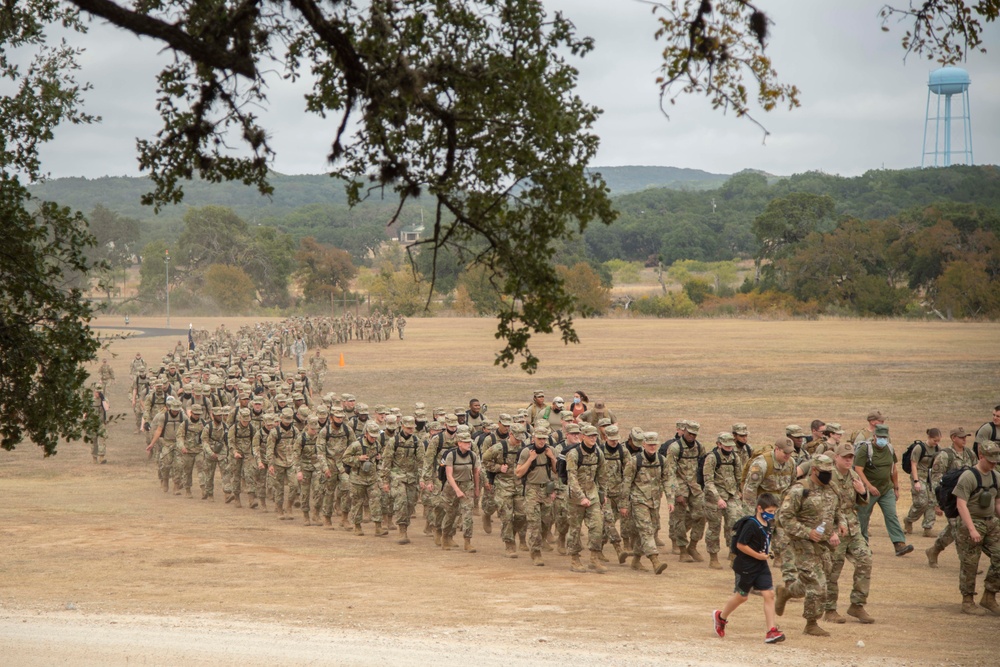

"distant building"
[397,224,424,246]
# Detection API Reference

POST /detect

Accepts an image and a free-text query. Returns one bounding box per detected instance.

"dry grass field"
[1,315,998,665]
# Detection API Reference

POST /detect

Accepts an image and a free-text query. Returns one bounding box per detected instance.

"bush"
[630,291,697,317]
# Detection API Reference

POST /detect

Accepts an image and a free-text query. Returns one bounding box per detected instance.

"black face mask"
[817,470,833,485]
[358,415,368,423]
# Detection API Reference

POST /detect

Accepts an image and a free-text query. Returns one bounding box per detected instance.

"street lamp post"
[165,249,170,327]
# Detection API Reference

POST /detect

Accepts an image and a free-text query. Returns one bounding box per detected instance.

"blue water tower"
[922,67,973,167]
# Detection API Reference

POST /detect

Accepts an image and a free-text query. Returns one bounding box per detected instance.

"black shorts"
[734,568,773,596]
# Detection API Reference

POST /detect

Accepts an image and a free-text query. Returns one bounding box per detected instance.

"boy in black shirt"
[713,493,785,644]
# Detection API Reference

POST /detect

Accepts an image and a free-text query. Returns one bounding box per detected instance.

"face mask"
[573,397,580,404]
[760,511,775,523]
[875,437,889,447]
[817,470,833,485]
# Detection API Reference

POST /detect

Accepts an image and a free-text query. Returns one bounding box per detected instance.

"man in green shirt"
[854,424,914,557]
[952,440,1000,616]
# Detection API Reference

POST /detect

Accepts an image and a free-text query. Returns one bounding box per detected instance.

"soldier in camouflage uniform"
[774,455,844,637]
[175,403,207,498]
[599,425,630,564]
[517,426,558,566]
[98,358,115,388]
[380,416,422,544]
[743,437,797,587]
[703,432,748,570]
[549,423,580,555]
[484,423,528,557]
[295,416,331,525]
[142,378,170,450]
[904,428,941,538]
[786,425,809,467]
[926,427,978,566]
[816,442,874,624]
[308,349,328,394]
[442,427,481,552]
[229,407,262,509]
[422,414,459,545]
[131,367,151,433]
[320,408,356,528]
[200,406,231,502]
[665,420,707,562]
[565,423,607,573]
[952,440,1000,616]
[624,432,674,574]
[343,421,386,536]
[147,396,187,494]
[266,408,301,520]
[255,413,275,511]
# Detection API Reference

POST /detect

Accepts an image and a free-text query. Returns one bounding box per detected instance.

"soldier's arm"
[379,442,395,485]
[930,451,948,489]
[251,431,263,467]
[566,452,584,500]
[703,454,720,502]
[776,488,810,539]
[741,459,764,506]
[482,444,501,472]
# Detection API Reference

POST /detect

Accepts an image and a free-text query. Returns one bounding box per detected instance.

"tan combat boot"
[686,543,704,562]
[654,530,666,547]
[232,493,242,508]
[679,545,694,563]
[630,554,650,572]
[248,493,259,509]
[708,553,723,570]
[557,533,567,556]
[340,511,350,529]
[569,554,587,573]
[926,545,941,568]
[670,539,680,555]
[225,493,235,504]
[531,551,545,566]
[649,554,668,575]
[434,528,443,547]
[303,511,312,526]
[482,513,492,535]
[441,534,456,550]
[588,551,608,574]
[979,591,1000,616]
[397,525,410,545]
[184,487,193,499]
[503,541,518,558]
[518,534,529,552]
[423,520,433,536]
[311,510,320,525]
[353,523,364,536]
[775,585,791,616]
[824,609,846,624]
[613,542,629,564]
[161,479,170,493]
[463,537,477,553]
[904,518,913,534]
[173,482,183,496]
[93,456,98,464]
[803,620,830,637]
[323,514,333,528]
[923,527,934,538]
[595,548,609,563]
[276,505,285,520]
[259,495,267,512]
[374,521,387,537]
[846,604,874,624]
[98,455,106,465]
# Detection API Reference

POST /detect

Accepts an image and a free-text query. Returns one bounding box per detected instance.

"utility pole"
[165,249,170,327]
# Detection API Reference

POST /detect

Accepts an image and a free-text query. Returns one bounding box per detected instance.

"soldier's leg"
[497,488,515,543]
[158,443,175,486]
[705,504,723,555]
[272,468,287,513]
[391,479,408,527]
[299,471,313,515]
[203,458,217,498]
[525,487,545,553]
[459,484,475,539]
[825,538,848,611]
[555,495,570,542]
[775,526,798,586]
[405,482,418,523]
[230,457,243,498]
[933,518,958,551]
[585,502,604,553]
[220,457,232,497]
[956,523,983,598]
[921,487,937,531]
[632,504,656,557]
[906,486,927,527]
[368,483,383,524]
[674,499,692,549]
[603,497,622,546]
[565,503,585,556]
[847,531,873,607]
[349,484,366,527]
[321,474,337,518]
[799,548,826,622]
[687,492,707,543]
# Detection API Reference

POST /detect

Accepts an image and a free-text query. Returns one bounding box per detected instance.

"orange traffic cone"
[339,353,345,367]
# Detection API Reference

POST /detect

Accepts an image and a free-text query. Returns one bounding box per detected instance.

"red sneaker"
[765,627,785,644]
[712,610,727,638]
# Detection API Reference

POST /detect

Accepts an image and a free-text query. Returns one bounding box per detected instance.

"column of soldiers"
[120,340,1000,625]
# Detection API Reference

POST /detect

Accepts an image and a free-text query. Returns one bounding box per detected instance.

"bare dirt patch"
[1,316,998,665]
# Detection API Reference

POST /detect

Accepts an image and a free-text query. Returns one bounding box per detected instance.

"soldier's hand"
[580,497,591,508]
[852,477,866,494]
[829,532,841,547]
[382,484,390,493]
[325,470,332,479]
[620,507,629,517]
[359,454,369,461]
[808,529,823,542]
[268,465,276,475]
[527,449,538,461]
[717,499,727,510]
[675,495,687,506]
[258,463,265,470]
[969,527,982,543]
[867,484,880,497]
[666,504,674,513]
[935,507,943,517]
[456,490,465,499]
[145,443,153,453]
[500,464,508,473]
[839,525,847,537]
[234,452,243,459]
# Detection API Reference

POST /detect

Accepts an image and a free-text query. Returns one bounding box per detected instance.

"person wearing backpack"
[379,416,423,544]
[441,428,482,553]
[516,426,558,566]
[973,405,1000,456]
[666,421,707,563]
[703,433,748,570]
[854,424,914,557]
[343,421,386,537]
[599,424,632,564]
[660,420,688,554]
[926,427,978,567]
[624,432,675,574]
[564,424,607,573]
[952,440,1000,616]
[741,437,797,588]
[550,423,582,556]
[903,428,941,538]
[712,492,784,644]
[483,423,528,557]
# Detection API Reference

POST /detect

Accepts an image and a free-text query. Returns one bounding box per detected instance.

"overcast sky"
[39,0,1000,179]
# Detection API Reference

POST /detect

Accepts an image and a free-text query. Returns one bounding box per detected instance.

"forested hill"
[585,165,1000,265]
[26,165,731,222]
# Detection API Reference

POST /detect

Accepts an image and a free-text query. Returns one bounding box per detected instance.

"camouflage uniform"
[150,405,187,492]
[665,430,706,554]
[200,412,231,500]
[228,412,262,505]
[929,444,978,555]
[380,426,422,530]
[343,429,384,530]
[308,354,328,394]
[442,443,480,544]
[423,423,459,538]
[702,438,748,558]
[742,443,797,585]
[98,360,115,387]
[89,387,108,461]
[904,440,939,533]
[953,462,1000,605]
[600,432,630,555]
[820,458,873,615]
[175,408,207,496]
[565,430,606,568]
[483,428,527,553]
[319,416,356,523]
[295,420,330,523]
[517,435,557,563]
[777,463,844,624]
[625,433,675,573]
[266,417,301,517]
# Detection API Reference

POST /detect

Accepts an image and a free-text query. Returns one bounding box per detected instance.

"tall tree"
[752,192,835,279]
[294,237,357,305]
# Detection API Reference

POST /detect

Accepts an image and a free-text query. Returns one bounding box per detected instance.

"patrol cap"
[444,414,459,426]
[341,393,356,402]
[565,423,581,435]
[833,442,855,458]
[813,454,835,472]
[630,426,645,441]
[296,405,311,418]
[414,409,427,419]
[731,423,749,436]
[455,425,472,438]
[456,430,472,443]
[498,413,513,426]
[238,407,251,420]
[774,437,794,453]
[581,424,599,437]
[384,415,398,428]
[275,393,288,403]
[643,432,659,444]
[717,432,735,446]
[315,405,329,416]
[390,408,401,416]
[874,424,890,437]
[433,407,447,416]
[414,402,426,411]
[823,422,844,435]
[785,425,806,438]
[553,396,565,406]
[332,408,346,418]
[950,427,971,438]
[453,407,465,416]
[190,404,204,415]
[262,412,276,424]
[357,404,370,415]
[374,404,388,414]
[401,416,416,428]
[866,409,885,422]
[685,421,701,435]
[291,392,304,401]
[605,424,620,439]
[202,384,212,393]
[510,423,526,436]
[365,421,381,435]
[597,418,612,428]
[428,420,443,431]
[166,396,180,408]
[981,441,1000,463]
[93,382,103,391]
[533,426,551,439]
[307,416,320,428]
[559,410,574,420]
[481,420,496,431]
[280,407,294,421]
[212,405,228,416]
[532,389,545,398]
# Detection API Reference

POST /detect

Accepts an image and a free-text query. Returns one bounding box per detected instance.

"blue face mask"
[573,397,581,404]
[760,511,775,523]
[875,437,889,447]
